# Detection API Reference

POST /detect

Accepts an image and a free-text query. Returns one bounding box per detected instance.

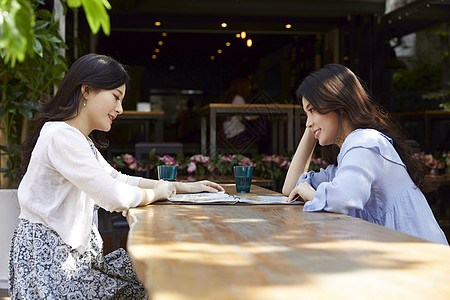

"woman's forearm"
[282,129,316,196]
[138,180,176,206]
[138,177,158,189]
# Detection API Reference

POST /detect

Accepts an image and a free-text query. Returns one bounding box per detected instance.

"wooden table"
[127,184,450,300]
[200,103,303,159]
[116,110,165,142]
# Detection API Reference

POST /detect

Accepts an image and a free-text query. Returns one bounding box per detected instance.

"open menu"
[169,191,303,205]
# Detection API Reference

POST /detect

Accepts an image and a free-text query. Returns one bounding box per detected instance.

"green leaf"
[33,38,43,56]
[67,0,82,7]
[0,0,36,66]
[67,0,111,35]
[36,9,52,21]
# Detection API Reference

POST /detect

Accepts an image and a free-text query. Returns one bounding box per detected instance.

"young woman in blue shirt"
[283,64,448,245]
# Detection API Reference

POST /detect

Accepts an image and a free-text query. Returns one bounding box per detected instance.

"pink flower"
[279,160,290,169]
[187,161,197,173]
[262,155,273,162]
[128,162,138,170]
[414,152,424,160]
[239,157,256,167]
[221,155,233,162]
[424,154,434,166]
[158,155,176,165]
[191,154,211,165]
[123,154,136,165]
[137,165,147,172]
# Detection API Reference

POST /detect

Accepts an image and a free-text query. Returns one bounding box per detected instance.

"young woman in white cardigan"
[9,54,224,299]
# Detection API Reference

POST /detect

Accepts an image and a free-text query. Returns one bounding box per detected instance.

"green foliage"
[67,0,111,35]
[422,83,450,111]
[0,0,67,187]
[392,58,441,91]
[0,0,36,66]
[1,0,111,66]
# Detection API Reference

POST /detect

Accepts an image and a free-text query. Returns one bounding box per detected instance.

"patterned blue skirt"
[8,219,147,299]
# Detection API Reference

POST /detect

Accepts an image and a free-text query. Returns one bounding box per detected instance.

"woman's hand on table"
[176,180,225,194]
[140,180,176,206]
[286,182,316,203]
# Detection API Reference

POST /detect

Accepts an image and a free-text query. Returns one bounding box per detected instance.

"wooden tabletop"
[127,185,450,300]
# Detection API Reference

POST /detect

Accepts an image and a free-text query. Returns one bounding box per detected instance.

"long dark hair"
[296,64,426,190]
[21,54,130,176]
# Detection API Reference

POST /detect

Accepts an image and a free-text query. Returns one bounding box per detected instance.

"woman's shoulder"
[339,129,404,167]
[41,121,84,138]
[342,128,395,151]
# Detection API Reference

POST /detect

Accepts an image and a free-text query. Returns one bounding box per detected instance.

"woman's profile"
[283,64,448,245]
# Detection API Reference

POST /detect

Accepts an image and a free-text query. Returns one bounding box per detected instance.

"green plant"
[0,1,67,187]
[422,82,450,111]
[0,0,112,66]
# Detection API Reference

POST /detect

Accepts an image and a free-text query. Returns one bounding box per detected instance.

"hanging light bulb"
[161,32,168,37]
[152,55,157,59]
[210,56,215,60]
[285,24,292,29]
[241,31,247,39]
[246,38,252,47]
[217,49,223,54]
[155,48,160,53]
[236,33,240,38]
[158,41,163,46]
[154,21,161,26]
[225,42,231,47]
[221,23,227,28]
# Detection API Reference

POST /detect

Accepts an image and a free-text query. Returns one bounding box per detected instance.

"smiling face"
[66,84,126,137]
[302,97,345,147]
[84,84,126,133]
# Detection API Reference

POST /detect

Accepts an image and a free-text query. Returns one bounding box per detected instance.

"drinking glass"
[233,166,253,193]
[157,165,178,181]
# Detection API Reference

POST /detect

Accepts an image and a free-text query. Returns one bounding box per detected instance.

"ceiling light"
[158,41,163,45]
[236,33,240,38]
[221,23,227,28]
[210,56,215,60]
[285,24,292,29]
[154,21,161,26]
[155,48,160,53]
[225,42,231,47]
[246,39,252,47]
[217,49,223,54]
[241,31,246,39]
[161,32,167,37]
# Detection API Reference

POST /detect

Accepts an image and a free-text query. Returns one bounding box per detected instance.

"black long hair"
[296,64,426,190]
[21,54,130,176]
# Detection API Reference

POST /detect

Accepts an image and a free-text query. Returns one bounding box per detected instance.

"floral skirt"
[8,219,147,299]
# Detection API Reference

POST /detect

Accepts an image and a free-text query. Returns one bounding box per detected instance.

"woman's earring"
[83,100,87,107]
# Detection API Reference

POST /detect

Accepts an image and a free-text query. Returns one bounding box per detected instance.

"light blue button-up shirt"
[297,128,448,245]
